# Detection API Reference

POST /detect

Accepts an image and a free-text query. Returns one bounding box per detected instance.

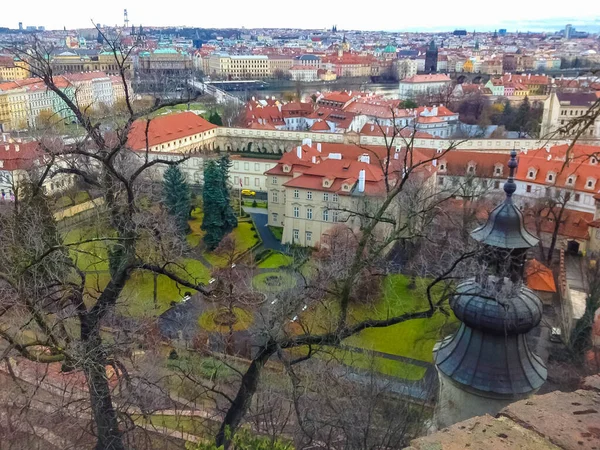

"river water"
[230,81,400,101]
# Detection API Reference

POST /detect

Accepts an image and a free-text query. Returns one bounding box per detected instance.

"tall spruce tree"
[201,157,237,249]
[208,111,223,126]
[163,165,191,236]
[219,154,238,234]
[202,160,227,249]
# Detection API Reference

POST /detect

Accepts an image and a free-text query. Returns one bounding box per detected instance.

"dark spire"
[470,150,539,250]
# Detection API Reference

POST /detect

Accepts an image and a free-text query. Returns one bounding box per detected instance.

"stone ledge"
[407,380,600,450]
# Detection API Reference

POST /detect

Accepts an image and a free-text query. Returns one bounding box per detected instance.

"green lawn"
[83,259,211,317]
[252,271,297,293]
[187,209,205,248]
[54,191,91,208]
[203,222,259,267]
[258,252,293,269]
[242,200,268,208]
[198,307,254,332]
[268,226,283,241]
[132,413,218,437]
[63,226,112,272]
[294,275,457,379]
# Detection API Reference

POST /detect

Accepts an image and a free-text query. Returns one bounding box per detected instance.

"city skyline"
[2,0,600,32]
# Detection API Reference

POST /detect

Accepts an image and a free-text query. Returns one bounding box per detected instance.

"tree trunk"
[215,341,277,448]
[81,318,124,450]
[547,206,566,265]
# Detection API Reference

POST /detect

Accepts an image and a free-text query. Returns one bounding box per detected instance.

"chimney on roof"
[358,169,366,192]
[4,145,9,151]
[312,156,316,163]
[15,145,19,152]
[394,152,399,160]
[297,146,302,158]
[359,153,370,164]
[317,143,322,152]
[528,73,531,79]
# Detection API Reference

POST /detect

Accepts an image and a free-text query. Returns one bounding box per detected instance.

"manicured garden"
[199,307,254,333]
[252,272,297,293]
[292,274,457,380]
[257,252,293,269]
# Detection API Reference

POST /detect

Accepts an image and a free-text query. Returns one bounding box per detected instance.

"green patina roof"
[154,48,179,54]
[383,44,397,53]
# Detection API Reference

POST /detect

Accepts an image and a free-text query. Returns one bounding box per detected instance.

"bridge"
[206,80,269,92]
[188,80,243,105]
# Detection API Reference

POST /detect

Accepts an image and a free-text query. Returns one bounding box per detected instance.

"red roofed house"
[265,138,435,246]
[513,144,600,254]
[398,74,452,99]
[0,140,75,199]
[127,111,218,153]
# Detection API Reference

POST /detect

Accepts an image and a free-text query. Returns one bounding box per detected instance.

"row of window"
[292,189,339,202]
[292,229,311,243]
[233,161,263,171]
[292,206,339,222]
[234,176,261,187]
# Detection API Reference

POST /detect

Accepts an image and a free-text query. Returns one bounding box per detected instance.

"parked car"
[241,189,256,196]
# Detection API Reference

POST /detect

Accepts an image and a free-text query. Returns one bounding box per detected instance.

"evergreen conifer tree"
[219,155,238,233]
[201,157,238,249]
[209,111,223,126]
[163,165,191,236]
[202,160,227,249]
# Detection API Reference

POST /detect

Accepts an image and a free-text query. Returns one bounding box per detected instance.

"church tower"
[434,150,547,429]
[425,40,438,73]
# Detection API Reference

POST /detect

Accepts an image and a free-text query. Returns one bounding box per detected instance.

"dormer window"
[591,157,598,165]
[546,171,556,183]
[527,168,537,179]
[586,177,596,190]
[467,164,475,174]
[283,164,291,173]
[494,163,503,177]
[566,175,576,186]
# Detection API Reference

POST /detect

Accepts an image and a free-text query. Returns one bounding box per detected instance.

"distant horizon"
[2,1,599,35]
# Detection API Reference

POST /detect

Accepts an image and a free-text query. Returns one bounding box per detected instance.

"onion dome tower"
[434,150,547,428]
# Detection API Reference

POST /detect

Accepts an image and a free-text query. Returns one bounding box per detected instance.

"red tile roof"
[524,259,557,293]
[524,208,593,241]
[359,123,435,139]
[515,144,600,192]
[0,141,43,171]
[127,112,217,151]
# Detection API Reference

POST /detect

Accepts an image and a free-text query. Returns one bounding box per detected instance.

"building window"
[574,193,581,202]
[293,229,299,241]
[255,178,260,186]
[547,173,554,182]
[307,191,313,200]
[494,181,500,189]
[306,231,312,243]
[438,177,444,186]
[272,191,278,203]
[526,184,532,193]
[294,189,299,199]
[323,192,329,202]
[306,208,313,220]
[234,176,239,185]
[322,209,329,221]
[567,177,574,185]
[244,177,249,185]
[272,212,278,222]
[293,206,299,218]
[244,162,249,170]
[332,193,339,202]
[254,163,260,171]
[332,211,339,222]
[528,169,535,179]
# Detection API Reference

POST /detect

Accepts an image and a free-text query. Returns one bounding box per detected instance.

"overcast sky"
[2,0,599,32]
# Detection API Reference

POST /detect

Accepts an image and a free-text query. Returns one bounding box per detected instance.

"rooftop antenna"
[124,9,129,29]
